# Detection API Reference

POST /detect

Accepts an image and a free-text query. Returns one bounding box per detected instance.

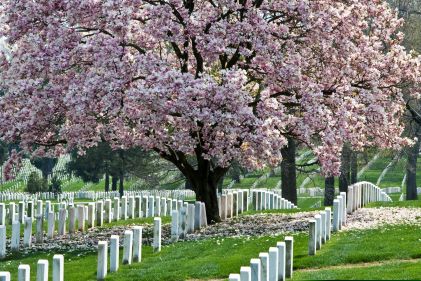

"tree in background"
[324,176,335,206]
[389,0,421,199]
[26,172,48,194]
[1,0,419,223]
[281,137,297,204]
[49,175,62,194]
[31,157,58,180]
[66,142,113,189]
[67,142,178,195]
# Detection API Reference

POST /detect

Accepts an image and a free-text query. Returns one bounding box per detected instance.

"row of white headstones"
[0,189,290,280]
[228,183,392,281]
[218,189,296,222]
[97,219,161,280]
[0,189,195,203]
[0,254,64,281]
[0,194,196,259]
[0,220,158,281]
[0,184,386,280]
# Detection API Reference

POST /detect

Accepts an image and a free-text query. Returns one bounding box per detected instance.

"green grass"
[367,198,421,208]
[294,259,421,280]
[379,158,405,188]
[2,224,421,280]
[298,197,323,209]
[0,234,296,281]
[0,180,24,192]
[358,153,392,185]
[255,176,281,189]
[160,181,182,190]
[388,193,402,202]
[293,224,421,280]
[232,176,259,189]
[62,180,85,192]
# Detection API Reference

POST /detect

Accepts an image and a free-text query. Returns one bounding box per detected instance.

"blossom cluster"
[0,0,419,177]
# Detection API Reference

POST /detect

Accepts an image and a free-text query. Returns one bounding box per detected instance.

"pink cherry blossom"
[0,0,419,181]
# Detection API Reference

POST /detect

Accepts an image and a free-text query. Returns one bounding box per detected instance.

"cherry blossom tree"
[0,0,419,222]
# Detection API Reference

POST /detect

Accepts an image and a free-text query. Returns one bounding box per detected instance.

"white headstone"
[96,201,103,227]
[285,237,293,278]
[133,226,142,263]
[11,221,20,251]
[194,202,202,231]
[110,235,119,272]
[259,252,269,281]
[171,210,179,242]
[123,230,133,265]
[268,247,278,281]
[47,211,55,238]
[104,199,112,223]
[69,207,76,234]
[0,204,5,226]
[153,217,161,253]
[113,197,120,221]
[229,274,241,281]
[97,241,108,280]
[77,205,85,232]
[320,211,326,244]
[121,196,128,220]
[36,215,44,244]
[325,207,332,240]
[148,196,154,217]
[187,204,195,233]
[18,264,30,281]
[0,272,10,281]
[37,260,48,281]
[178,207,187,239]
[240,266,251,281]
[0,226,6,258]
[87,203,95,228]
[308,220,316,256]
[332,199,340,232]
[128,197,134,219]
[250,258,261,281]
[58,209,66,236]
[53,254,64,281]
[314,215,321,250]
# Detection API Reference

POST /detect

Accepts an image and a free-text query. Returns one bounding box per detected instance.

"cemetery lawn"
[367,199,421,208]
[2,224,421,280]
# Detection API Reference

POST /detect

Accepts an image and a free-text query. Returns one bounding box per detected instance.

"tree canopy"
[0,0,420,221]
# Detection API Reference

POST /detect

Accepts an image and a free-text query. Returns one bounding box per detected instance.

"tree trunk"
[111,176,118,191]
[339,144,351,193]
[41,168,48,180]
[281,137,297,204]
[158,148,227,224]
[324,176,335,206]
[406,139,420,200]
[195,176,221,224]
[217,175,224,193]
[232,173,240,183]
[104,171,110,192]
[119,172,124,197]
[185,180,193,190]
[118,150,125,197]
[350,151,358,184]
